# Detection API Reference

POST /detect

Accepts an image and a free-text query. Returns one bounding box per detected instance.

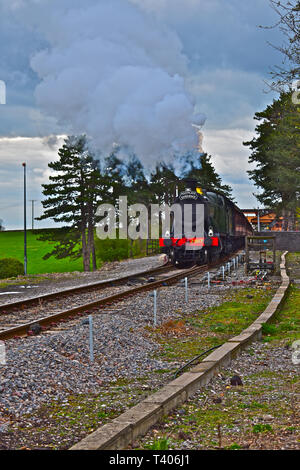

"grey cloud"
[132,0,284,75]
[0,0,287,225]
[0,0,285,138]
[187,67,278,130]
[43,135,61,149]
[203,127,259,208]
[0,136,64,229]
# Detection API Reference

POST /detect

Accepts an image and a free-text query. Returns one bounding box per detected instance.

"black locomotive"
[159,179,253,267]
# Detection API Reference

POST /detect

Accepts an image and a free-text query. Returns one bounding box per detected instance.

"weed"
[262,323,277,336]
[145,437,170,450]
[252,423,273,433]
[226,443,242,450]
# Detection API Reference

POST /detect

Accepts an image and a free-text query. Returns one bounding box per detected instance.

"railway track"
[0,252,240,341]
[0,260,172,313]
[0,263,208,341]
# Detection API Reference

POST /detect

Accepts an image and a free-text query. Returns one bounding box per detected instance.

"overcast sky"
[0,0,284,229]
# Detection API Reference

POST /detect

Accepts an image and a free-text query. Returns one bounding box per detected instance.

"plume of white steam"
[22,0,205,161]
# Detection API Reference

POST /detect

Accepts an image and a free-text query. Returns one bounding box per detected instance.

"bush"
[95,239,130,262]
[0,258,24,279]
[95,238,146,263]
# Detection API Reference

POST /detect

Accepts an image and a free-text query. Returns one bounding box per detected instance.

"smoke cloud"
[18,0,206,161]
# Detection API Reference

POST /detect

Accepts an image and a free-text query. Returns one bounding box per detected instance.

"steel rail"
[0,250,241,341]
[0,260,172,314]
[0,264,208,341]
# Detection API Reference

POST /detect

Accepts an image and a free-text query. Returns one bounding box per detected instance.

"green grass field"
[0,231,149,276]
[0,230,83,275]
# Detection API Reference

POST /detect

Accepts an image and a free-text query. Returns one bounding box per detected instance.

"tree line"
[37,135,233,271]
[244,91,300,230]
[245,1,300,230]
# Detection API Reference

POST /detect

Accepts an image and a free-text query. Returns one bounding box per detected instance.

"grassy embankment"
[0,230,147,278]
[0,230,82,275]
[136,255,300,450]
[150,285,277,362]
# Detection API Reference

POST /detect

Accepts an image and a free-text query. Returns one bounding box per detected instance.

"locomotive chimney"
[183,178,198,192]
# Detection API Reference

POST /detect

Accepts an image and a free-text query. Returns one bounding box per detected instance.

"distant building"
[241,209,283,231]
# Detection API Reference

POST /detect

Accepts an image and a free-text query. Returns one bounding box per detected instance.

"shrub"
[95,238,146,263]
[0,257,24,279]
[95,239,130,262]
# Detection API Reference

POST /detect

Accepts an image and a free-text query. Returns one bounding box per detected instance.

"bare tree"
[263,1,300,89]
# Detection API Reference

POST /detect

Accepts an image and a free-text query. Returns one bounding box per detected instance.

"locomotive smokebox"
[162,239,173,247]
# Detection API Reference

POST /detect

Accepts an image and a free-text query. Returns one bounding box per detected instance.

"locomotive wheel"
[176,261,194,269]
[209,248,221,263]
[170,249,177,267]
[170,248,195,268]
[196,249,208,265]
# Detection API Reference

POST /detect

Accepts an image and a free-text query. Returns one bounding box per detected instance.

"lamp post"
[22,162,27,275]
[257,207,261,232]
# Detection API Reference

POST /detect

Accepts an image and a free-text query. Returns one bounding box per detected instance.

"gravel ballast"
[0,255,166,305]
[0,257,285,449]
[0,281,231,419]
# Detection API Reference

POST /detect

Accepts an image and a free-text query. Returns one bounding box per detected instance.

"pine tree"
[104,150,150,204]
[149,163,181,206]
[179,151,234,199]
[124,154,149,204]
[123,154,150,254]
[37,135,105,271]
[103,149,127,203]
[244,91,300,230]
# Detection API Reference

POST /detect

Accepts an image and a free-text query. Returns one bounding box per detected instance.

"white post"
[185,277,188,302]
[207,272,210,289]
[153,290,157,326]
[222,266,225,280]
[89,315,94,363]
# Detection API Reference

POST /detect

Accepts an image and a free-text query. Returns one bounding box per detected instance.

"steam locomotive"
[159,179,253,267]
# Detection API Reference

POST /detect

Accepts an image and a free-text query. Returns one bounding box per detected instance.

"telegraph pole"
[29,200,37,230]
[22,163,27,275]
